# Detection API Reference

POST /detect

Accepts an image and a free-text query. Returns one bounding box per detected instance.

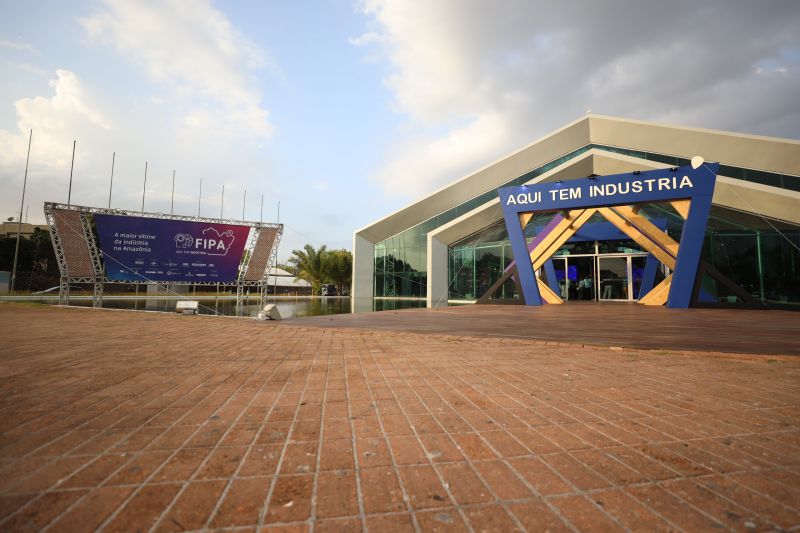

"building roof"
[355,114,800,244]
[0,222,49,238]
[267,267,311,288]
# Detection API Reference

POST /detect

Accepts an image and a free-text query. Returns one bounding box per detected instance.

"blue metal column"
[544,259,560,295]
[502,207,542,305]
[667,163,718,308]
[638,254,659,300]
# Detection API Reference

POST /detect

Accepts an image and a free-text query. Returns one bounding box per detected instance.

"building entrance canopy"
[498,159,719,308]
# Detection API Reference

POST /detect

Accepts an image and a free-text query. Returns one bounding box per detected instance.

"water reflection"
[68,297,352,318]
[20,296,429,317]
[371,299,427,312]
[15,294,432,318]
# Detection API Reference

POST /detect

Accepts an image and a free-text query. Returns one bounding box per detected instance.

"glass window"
[701,206,800,308]
[597,239,644,254]
[474,246,504,299]
[743,169,781,188]
[449,247,475,299]
[554,241,596,255]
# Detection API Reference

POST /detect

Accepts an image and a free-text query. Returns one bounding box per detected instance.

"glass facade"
[373,144,800,308]
[445,204,800,308]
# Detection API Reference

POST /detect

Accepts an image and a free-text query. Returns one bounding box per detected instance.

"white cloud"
[0,39,38,54]
[79,0,273,137]
[0,66,275,225]
[356,0,800,198]
[11,63,48,77]
[0,70,110,171]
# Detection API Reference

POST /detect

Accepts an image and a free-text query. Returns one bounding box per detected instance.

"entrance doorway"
[552,253,648,302]
[599,257,628,300]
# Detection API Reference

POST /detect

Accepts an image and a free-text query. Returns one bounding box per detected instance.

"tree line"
[0,228,60,291]
[286,244,352,296]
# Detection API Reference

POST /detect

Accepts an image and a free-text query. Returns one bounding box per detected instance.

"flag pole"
[67,139,76,205]
[107,152,115,208]
[170,169,175,214]
[141,161,148,212]
[10,129,32,294]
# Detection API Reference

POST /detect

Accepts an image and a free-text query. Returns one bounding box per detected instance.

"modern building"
[0,222,49,238]
[352,115,800,311]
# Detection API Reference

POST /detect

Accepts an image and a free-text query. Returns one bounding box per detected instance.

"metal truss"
[44,204,70,305]
[44,202,281,231]
[259,227,283,308]
[234,225,284,311]
[79,210,105,308]
[236,225,261,311]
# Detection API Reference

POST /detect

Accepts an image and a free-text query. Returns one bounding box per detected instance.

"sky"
[1,0,798,261]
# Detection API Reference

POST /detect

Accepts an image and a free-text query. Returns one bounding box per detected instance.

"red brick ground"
[0,303,799,532]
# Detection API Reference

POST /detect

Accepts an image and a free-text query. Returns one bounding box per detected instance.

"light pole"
[107,152,115,208]
[141,161,148,212]
[10,129,32,294]
[67,140,76,205]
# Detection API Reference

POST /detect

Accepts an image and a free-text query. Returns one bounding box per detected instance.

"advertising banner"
[94,214,251,283]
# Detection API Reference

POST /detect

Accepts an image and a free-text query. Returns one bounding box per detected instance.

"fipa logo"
[174,227,236,255]
[174,233,194,249]
[197,227,236,256]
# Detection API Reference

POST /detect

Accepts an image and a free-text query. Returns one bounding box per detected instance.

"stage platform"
[291,302,800,356]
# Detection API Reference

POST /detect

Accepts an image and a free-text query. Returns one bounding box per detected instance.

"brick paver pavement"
[0,304,799,532]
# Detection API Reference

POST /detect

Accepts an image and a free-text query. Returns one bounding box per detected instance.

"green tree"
[325,249,352,295]
[0,228,59,291]
[288,244,328,295]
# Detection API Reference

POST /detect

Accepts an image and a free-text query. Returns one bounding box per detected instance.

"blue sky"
[1,1,798,260]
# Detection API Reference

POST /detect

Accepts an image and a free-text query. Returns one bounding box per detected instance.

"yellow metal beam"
[529,209,597,270]
[639,274,673,306]
[537,279,563,304]
[518,212,534,229]
[598,208,677,270]
[612,205,680,258]
[670,200,691,220]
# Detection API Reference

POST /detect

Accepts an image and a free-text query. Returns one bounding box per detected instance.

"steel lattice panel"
[52,209,95,277]
[243,227,278,281]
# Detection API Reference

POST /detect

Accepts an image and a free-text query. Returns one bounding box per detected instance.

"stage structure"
[43,202,282,310]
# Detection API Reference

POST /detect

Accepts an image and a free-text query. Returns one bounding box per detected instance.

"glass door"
[598,257,629,301]
[568,256,597,300]
[631,256,647,300]
[552,257,569,300]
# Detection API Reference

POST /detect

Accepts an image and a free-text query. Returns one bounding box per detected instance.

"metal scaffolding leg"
[93,279,103,308]
[236,283,245,316]
[59,276,69,305]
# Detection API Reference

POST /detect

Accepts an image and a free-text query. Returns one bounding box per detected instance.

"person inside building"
[578,273,593,300]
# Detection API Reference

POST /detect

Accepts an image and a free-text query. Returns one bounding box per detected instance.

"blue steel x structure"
[498,161,719,308]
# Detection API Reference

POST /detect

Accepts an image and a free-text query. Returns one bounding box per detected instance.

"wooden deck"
[291,302,800,356]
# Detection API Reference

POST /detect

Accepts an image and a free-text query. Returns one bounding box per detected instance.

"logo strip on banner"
[497,161,718,308]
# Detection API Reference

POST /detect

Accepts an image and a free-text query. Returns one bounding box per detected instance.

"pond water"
[51,296,427,318]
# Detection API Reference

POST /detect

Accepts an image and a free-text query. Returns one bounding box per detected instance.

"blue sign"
[94,214,252,283]
[499,162,718,308]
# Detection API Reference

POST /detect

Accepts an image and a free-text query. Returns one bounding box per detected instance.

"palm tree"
[288,244,328,295]
[325,249,352,295]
